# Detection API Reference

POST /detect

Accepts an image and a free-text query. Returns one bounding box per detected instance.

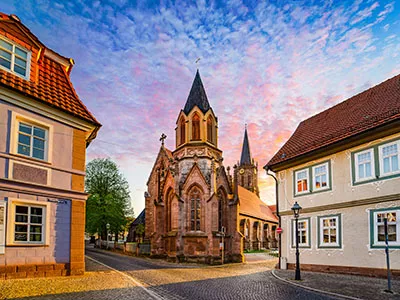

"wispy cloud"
[5,0,400,212]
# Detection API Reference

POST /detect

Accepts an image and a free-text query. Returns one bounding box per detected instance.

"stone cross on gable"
[160,133,167,146]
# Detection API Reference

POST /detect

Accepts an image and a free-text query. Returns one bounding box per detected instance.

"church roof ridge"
[240,126,252,165]
[183,70,211,115]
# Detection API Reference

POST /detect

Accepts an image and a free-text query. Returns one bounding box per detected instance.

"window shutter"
[0,201,5,254]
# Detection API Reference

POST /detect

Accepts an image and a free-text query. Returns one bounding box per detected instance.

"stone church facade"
[144,71,277,264]
[235,128,279,251]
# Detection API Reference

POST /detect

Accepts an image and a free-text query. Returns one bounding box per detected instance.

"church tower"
[237,126,259,197]
[173,70,223,198]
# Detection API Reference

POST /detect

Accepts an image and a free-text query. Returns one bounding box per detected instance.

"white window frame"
[6,199,50,246]
[378,141,400,177]
[371,208,400,247]
[295,169,310,195]
[0,35,31,80]
[292,218,310,248]
[318,215,340,248]
[10,112,53,163]
[354,148,375,182]
[312,162,330,191]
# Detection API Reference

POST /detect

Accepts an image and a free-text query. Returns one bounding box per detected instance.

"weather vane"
[195,57,201,67]
[160,133,167,146]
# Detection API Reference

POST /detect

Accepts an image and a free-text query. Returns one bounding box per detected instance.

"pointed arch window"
[180,117,186,145]
[192,113,200,141]
[207,116,213,144]
[190,187,201,231]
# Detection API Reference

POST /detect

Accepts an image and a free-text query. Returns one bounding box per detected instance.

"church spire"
[240,125,252,165]
[183,70,211,115]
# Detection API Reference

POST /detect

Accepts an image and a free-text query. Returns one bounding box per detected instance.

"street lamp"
[291,201,302,280]
[106,223,110,250]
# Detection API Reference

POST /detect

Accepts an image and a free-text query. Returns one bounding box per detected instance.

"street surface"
[1,247,341,300]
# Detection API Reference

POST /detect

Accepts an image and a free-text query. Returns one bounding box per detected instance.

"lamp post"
[291,201,302,280]
[106,223,110,250]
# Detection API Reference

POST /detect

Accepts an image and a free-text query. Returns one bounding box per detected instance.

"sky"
[2,0,400,216]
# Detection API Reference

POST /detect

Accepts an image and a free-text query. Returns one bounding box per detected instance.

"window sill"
[317,245,342,249]
[6,243,49,247]
[9,152,52,166]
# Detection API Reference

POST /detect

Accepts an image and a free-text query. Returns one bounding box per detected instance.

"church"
[143,71,277,263]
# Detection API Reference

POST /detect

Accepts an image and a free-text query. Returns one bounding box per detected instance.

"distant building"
[265,74,400,276]
[236,127,278,250]
[144,71,276,264]
[127,209,145,243]
[0,13,100,278]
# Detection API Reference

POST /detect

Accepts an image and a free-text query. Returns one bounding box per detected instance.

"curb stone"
[271,269,362,300]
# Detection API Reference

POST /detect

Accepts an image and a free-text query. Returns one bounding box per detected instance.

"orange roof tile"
[267,74,400,169]
[0,13,100,126]
[238,186,278,223]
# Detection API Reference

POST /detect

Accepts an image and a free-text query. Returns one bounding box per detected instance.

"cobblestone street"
[0,247,341,300]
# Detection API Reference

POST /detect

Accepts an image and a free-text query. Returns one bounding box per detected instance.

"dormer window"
[0,37,30,79]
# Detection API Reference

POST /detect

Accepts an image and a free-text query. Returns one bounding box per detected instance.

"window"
[354,149,375,182]
[191,113,200,141]
[292,218,310,248]
[7,199,49,246]
[0,37,30,78]
[17,122,48,160]
[379,141,400,177]
[370,208,400,248]
[179,117,185,145]
[207,116,213,144]
[190,188,201,231]
[295,169,309,194]
[11,113,52,162]
[318,215,341,248]
[312,163,329,191]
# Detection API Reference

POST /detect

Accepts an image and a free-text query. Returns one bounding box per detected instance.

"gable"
[182,163,209,194]
[0,13,100,128]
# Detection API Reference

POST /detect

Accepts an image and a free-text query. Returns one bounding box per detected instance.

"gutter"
[264,166,281,269]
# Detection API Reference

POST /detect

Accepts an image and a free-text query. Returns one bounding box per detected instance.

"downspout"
[264,166,281,269]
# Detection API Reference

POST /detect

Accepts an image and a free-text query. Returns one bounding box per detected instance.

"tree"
[85,158,133,241]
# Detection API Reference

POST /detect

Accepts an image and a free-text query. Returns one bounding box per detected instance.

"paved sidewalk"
[244,252,278,263]
[0,257,148,300]
[273,269,400,300]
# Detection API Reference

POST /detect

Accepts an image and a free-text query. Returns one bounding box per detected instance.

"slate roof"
[131,209,145,227]
[183,70,211,115]
[240,127,252,165]
[238,186,278,223]
[0,13,100,126]
[266,74,400,169]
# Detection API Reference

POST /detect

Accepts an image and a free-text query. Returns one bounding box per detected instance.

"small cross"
[160,133,167,146]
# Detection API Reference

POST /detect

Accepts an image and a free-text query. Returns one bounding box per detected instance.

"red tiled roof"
[268,205,277,213]
[0,13,100,126]
[267,74,400,169]
[238,186,278,223]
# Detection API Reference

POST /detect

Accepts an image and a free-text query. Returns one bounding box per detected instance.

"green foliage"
[85,158,134,238]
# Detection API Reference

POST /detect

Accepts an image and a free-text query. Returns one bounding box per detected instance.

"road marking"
[86,255,163,300]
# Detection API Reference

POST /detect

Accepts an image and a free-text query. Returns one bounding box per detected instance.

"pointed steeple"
[183,70,211,115]
[240,126,252,165]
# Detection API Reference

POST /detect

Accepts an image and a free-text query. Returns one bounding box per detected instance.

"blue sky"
[2,0,399,216]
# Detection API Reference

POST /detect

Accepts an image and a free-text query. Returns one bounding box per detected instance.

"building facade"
[0,13,100,279]
[235,128,278,250]
[145,71,277,263]
[265,74,400,276]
